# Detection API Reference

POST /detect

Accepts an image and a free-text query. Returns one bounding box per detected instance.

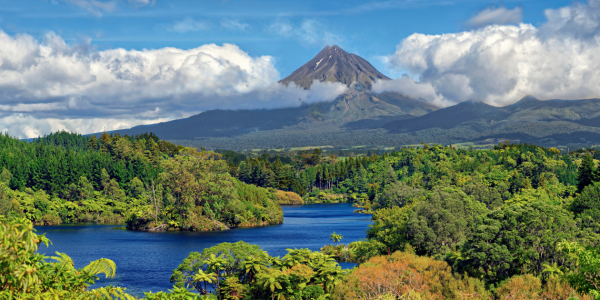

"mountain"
[113,44,600,151]
[114,45,437,148]
[279,45,390,89]
[380,96,600,147]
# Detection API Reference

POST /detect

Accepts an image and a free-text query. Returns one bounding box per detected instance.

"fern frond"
[83,258,117,279]
[51,252,75,268]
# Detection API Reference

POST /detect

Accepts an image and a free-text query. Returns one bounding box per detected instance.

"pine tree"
[578,154,595,192]
[87,135,98,151]
[146,138,161,165]
[353,166,368,194]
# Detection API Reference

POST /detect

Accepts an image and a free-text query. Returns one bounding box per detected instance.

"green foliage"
[171,242,344,299]
[572,182,600,221]
[0,217,132,299]
[560,242,600,298]
[0,131,282,233]
[366,204,416,254]
[408,187,488,256]
[578,154,596,192]
[329,232,343,246]
[461,202,597,284]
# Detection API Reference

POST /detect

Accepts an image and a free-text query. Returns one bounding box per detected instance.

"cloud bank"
[376,0,600,107]
[0,30,347,138]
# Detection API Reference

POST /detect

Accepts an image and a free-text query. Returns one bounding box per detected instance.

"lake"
[35,203,372,296]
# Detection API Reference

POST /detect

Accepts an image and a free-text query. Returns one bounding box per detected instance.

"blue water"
[35,203,372,296]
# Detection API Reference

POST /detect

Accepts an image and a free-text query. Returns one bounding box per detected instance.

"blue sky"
[1,0,570,77]
[1,0,599,138]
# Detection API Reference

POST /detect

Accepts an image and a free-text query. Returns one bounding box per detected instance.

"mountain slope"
[380,96,600,147]
[279,45,390,89]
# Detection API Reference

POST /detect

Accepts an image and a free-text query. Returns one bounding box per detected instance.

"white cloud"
[268,21,294,37]
[61,0,116,16]
[221,19,250,31]
[268,19,343,47]
[372,76,449,107]
[172,18,209,33]
[380,0,600,107]
[466,6,522,29]
[0,30,347,138]
[0,114,170,139]
[51,0,153,16]
[541,0,600,39]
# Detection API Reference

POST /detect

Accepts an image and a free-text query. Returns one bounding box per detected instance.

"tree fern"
[83,258,117,279]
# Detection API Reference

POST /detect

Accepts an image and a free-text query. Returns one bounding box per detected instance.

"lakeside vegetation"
[0,131,282,231]
[2,131,600,299]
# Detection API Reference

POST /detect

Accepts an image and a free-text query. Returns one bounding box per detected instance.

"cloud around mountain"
[0,31,347,138]
[379,0,600,107]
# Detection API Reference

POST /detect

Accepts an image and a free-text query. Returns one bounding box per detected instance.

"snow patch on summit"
[315,58,323,70]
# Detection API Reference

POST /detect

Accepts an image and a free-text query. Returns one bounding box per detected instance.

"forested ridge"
[2,131,600,299]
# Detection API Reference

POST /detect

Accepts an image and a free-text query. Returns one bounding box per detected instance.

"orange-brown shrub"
[332,251,490,300]
[275,190,304,205]
[496,275,593,300]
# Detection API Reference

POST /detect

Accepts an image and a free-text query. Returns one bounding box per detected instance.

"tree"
[171,241,268,294]
[0,168,12,185]
[578,154,596,192]
[571,182,600,220]
[77,176,95,201]
[329,232,343,246]
[373,181,423,210]
[145,179,162,224]
[332,251,490,300]
[128,177,145,198]
[192,269,217,295]
[408,187,487,256]
[559,242,600,297]
[353,166,368,194]
[461,202,597,284]
[87,135,98,151]
[257,270,285,300]
[0,217,122,298]
[367,204,416,254]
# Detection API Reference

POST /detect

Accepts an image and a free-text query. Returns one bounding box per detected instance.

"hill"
[380,96,600,148]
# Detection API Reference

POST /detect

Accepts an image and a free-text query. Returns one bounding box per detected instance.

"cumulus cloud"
[372,76,450,107]
[541,0,600,39]
[0,30,347,138]
[268,19,343,47]
[466,5,522,29]
[379,0,600,107]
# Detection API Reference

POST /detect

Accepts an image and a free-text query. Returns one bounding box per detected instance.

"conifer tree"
[578,154,595,192]
[87,135,98,151]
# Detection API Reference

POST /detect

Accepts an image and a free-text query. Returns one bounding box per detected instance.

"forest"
[1,132,600,299]
[0,131,282,231]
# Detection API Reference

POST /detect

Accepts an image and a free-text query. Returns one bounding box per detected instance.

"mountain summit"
[279,45,390,89]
